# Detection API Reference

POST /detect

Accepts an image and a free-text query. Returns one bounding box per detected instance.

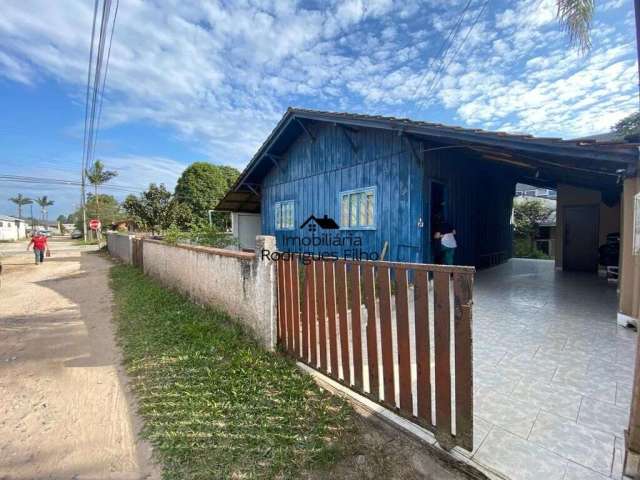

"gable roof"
[217,108,639,213]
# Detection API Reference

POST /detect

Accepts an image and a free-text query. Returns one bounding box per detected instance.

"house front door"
[563,204,599,272]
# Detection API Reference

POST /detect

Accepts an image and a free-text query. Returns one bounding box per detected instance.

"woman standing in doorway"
[434,221,457,265]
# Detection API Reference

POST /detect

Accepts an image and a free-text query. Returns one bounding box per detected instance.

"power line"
[421,0,489,105]
[81,0,100,241]
[410,0,473,103]
[0,175,143,194]
[92,0,120,158]
[86,0,112,171]
[80,0,120,240]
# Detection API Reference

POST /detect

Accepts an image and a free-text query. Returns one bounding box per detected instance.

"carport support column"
[624,173,640,477]
[619,177,640,327]
[255,235,278,350]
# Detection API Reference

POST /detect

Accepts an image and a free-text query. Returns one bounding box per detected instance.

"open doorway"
[512,184,557,261]
[429,180,447,264]
[563,204,599,272]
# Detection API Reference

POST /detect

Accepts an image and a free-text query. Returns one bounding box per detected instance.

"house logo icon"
[300,214,340,232]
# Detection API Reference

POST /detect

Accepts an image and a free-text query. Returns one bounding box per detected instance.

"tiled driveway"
[468,259,636,480]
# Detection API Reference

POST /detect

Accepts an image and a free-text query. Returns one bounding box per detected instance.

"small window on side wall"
[339,187,375,229]
[275,200,295,230]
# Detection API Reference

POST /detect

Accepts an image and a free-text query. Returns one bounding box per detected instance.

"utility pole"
[81,173,87,242]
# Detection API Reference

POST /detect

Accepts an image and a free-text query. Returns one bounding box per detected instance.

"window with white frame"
[339,187,376,229]
[275,200,295,230]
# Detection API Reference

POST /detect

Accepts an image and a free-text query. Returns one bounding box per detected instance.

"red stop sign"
[89,219,101,230]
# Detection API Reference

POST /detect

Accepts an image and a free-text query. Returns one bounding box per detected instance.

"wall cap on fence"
[143,238,256,260]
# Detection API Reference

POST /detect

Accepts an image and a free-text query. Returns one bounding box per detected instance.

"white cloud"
[0,0,636,178]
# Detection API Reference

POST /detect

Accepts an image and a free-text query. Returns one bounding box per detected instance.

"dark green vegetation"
[71,194,125,230]
[513,198,553,259]
[110,265,354,480]
[613,111,640,142]
[174,162,239,228]
[123,184,192,234]
[163,224,238,249]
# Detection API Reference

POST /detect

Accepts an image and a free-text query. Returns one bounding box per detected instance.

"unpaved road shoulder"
[0,240,159,480]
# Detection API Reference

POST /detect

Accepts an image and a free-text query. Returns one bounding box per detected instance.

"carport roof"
[217,108,639,213]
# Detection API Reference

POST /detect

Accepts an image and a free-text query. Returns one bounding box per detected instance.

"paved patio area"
[468,258,636,480]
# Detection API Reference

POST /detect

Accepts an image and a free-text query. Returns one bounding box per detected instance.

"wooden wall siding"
[422,149,517,267]
[262,122,516,267]
[262,123,424,263]
[277,256,475,452]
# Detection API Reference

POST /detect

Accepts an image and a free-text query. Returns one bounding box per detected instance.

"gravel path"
[0,239,159,480]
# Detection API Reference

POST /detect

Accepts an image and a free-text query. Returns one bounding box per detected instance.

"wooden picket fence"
[276,255,475,451]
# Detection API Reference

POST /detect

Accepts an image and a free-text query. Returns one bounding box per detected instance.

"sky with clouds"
[0,0,637,218]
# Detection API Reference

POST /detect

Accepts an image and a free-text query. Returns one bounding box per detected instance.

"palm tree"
[556,0,594,53]
[9,194,32,219]
[35,196,54,225]
[85,160,118,218]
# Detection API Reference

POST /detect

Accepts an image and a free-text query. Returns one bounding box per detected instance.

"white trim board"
[296,361,506,480]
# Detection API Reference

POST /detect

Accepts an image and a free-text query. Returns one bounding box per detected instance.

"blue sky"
[0,0,637,219]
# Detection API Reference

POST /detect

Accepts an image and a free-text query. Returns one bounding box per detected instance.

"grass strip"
[110,264,355,480]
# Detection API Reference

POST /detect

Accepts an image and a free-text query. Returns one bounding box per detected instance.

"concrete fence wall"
[107,232,134,264]
[141,237,277,350]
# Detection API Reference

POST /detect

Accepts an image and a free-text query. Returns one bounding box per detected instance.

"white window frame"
[275,200,295,230]
[338,186,376,230]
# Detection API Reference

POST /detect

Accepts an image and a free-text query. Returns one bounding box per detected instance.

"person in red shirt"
[27,232,49,265]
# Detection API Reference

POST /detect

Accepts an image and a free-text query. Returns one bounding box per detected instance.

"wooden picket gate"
[276,255,475,451]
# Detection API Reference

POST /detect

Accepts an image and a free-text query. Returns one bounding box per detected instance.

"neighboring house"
[515,183,557,199]
[0,215,27,241]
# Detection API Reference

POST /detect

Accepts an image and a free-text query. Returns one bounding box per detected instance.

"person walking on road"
[27,232,49,265]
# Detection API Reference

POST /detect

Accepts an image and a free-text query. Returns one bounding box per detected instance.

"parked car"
[40,230,52,237]
[71,229,83,239]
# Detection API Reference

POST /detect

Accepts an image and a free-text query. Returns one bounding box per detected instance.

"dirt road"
[0,239,159,480]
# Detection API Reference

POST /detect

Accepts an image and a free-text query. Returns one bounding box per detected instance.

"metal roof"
[217,108,639,212]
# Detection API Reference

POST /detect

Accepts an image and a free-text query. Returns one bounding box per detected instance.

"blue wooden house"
[217,109,635,268]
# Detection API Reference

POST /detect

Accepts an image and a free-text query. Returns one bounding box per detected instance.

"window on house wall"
[339,187,376,229]
[275,200,295,230]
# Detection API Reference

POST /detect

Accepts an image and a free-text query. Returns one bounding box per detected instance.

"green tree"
[513,199,553,252]
[72,194,124,231]
[613,112,640,142]
[123,183,191,234]
[85,160,118,219]
[35,196,54,224]
[174,162,239,227]
[9,193,32,219]
[556,0,594,53]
